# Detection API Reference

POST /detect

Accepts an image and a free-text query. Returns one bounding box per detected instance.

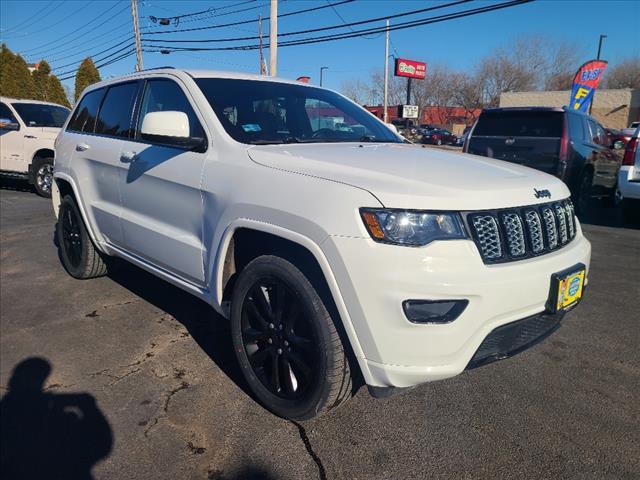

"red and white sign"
[394,58,426,79]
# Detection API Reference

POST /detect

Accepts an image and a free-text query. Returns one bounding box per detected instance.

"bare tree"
[340,79,375,104]
[604,57,640,89]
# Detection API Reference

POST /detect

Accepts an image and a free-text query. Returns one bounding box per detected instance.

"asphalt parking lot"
[1,182,639,480]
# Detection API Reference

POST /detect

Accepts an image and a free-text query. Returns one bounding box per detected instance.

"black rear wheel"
[574,169,593,216]
[56,195,107,279]
[231,255,352,420]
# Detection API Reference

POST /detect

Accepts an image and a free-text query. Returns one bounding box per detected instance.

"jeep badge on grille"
[534,188,551,199]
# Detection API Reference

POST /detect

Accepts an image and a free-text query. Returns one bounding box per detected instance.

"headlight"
[360,208,467,246]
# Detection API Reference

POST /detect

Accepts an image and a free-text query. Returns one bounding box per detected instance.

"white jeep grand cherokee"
[52,69,591,420]
[1,96,70,197]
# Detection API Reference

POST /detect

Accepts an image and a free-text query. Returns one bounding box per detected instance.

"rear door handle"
[75,143,90,152]
[120,151,137,163]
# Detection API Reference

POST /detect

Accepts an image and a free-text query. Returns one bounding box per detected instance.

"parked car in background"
[464,107,623,215]
[617,126,640,222]
[629,121,639,129]
[606,127,632,147]
[422,128,457,146]
[456,125,472,146]
[0,97,70,197]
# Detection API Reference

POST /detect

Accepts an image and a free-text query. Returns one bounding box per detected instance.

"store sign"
[394,58,426,79]
[400,105,419,119]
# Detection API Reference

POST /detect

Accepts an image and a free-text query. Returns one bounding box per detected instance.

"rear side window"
[68,88,104,133]
[95,82,140,138]
[567,113,584,141]
[473,111,563,138]
[136,79,204,141]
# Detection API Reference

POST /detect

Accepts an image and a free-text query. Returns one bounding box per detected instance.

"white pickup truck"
[1,97,70,197]
[52,69,591,420]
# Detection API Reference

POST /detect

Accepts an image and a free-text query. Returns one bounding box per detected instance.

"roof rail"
[139,66,176,72]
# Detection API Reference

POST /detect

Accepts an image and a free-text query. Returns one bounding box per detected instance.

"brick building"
[499,89,640,129]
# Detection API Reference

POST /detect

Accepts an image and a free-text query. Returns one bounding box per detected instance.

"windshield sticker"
[242,124,262,132]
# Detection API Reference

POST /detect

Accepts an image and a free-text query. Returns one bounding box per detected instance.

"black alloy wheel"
[240,278,319,399]
[56,195,108,279]
[230,255,352,420]
[61,203,83,269]
[575,170,593,216]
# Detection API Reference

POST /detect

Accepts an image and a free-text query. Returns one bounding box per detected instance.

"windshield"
[11,103,70,128]
[195,78,401,145]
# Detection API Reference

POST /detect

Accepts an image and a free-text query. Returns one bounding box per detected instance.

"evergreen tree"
[74,57,101,101]
[11,51,36,99]
[32,60,52,101]
[48,74,71,108]
[0,43,36,99]
[0,44,16,97]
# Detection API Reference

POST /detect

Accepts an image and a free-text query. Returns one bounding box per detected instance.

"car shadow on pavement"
[0,177,35,195]
[0,357,113,480]
[106,261,254,399]
[578,203,640,230]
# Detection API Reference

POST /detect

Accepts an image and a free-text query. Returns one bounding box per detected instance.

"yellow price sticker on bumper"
[557,270,585,311]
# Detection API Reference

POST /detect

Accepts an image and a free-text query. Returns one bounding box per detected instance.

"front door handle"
[76,143,90,152]
[120,151,137,163]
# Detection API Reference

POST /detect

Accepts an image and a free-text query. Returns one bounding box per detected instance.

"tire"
[574,169,593,216]
[230,255,352,420]
[56,195,108,279]
[622,198,640,224]
[32,157,53,198]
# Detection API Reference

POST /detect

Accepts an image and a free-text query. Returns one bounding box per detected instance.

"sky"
[1,0,639,97]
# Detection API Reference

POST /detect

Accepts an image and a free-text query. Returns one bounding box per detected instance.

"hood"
[247,143,570,211]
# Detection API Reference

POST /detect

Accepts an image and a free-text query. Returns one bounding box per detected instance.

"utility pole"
[131,0,144,71]
[590,34,606,115]
[258,15,267,75]
[269,0,278,77]
[383,19,389,123]
[320,66,328,86]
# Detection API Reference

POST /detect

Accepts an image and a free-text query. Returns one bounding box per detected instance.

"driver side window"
[136,79,204,145]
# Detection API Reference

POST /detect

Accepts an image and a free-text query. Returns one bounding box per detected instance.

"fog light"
[402,299,468,324]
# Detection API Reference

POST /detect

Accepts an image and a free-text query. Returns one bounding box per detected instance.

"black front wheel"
[230,255,352,420]
[56,195,108,279]
[574,170,593,216]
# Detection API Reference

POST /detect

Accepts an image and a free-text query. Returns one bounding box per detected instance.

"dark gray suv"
[464,107,624,214]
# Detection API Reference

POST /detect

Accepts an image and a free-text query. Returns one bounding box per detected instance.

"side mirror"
[612,140,625,150]
[140,111,205,151]
[0,118,19,131]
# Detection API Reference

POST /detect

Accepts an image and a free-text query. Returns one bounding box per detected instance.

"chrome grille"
[524,210,544,253]
[471,215,502,260]
[468,199,578,264]
[502,213,526,257]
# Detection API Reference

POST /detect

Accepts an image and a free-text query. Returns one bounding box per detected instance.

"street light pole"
[590,34,607,115]
[383,19,389,123]
[320,66,328,87]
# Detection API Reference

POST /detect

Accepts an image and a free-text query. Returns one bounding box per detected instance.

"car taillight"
[431,135,437,139]
[623,137,638,166]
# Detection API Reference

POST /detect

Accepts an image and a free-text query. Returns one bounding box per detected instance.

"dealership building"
[499,88,640,130]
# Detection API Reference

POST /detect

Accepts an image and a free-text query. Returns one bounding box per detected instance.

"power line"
[143,0,469,43]
[147,0,533,52]
[51,37,134,71]
[142,0,353,36]
[53,42,135,78]
[325,0,382,40]
[57,49,136,81]
[45,29,133,64]
[22,1,128,56]
[0,0,58,37]
[146,0,258,26]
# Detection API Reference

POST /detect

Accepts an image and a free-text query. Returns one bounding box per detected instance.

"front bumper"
[321,226,591,388]
[618,166,640,200]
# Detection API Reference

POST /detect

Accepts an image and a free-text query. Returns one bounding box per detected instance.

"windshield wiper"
[248,136,302,145]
